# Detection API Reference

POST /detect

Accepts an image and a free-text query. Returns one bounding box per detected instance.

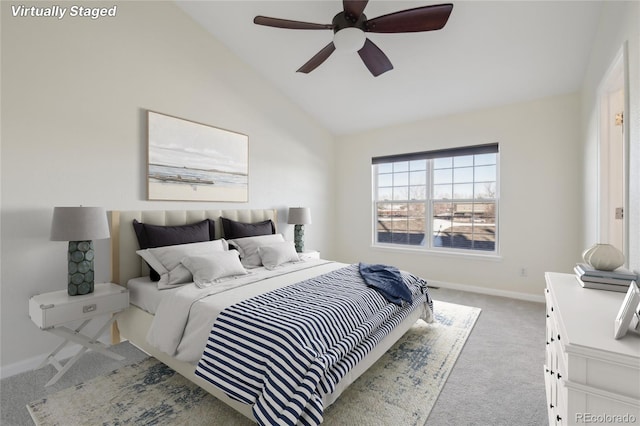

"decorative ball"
[582,243,625,271]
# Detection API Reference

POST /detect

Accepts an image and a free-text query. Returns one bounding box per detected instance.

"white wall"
[580,1,640,273]
[0,2,335,372]
[334,93,582,299]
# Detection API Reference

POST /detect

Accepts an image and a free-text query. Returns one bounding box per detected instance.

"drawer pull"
[550,370,554,376]
[550,403,554,409]
[557,415,562,421]
[550,337,554,342]
[546,314,550,318]
[551,307,554,312]
[557,373,562,379]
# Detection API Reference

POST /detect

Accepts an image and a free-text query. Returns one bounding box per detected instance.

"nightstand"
[29,283,129,386]
[299,250,320,260]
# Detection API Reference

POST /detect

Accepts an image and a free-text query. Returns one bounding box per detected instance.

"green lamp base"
[294,224,305,253]
[67,240,95,296]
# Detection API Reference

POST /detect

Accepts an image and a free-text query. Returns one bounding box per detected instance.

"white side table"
[29,283,129,386]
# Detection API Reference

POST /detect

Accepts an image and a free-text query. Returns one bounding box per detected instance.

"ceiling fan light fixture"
[333,27,366,52]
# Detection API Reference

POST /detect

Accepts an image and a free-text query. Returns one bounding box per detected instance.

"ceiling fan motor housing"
[332,11,367,33]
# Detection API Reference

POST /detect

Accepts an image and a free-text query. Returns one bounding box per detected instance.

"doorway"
[598,44,628,258]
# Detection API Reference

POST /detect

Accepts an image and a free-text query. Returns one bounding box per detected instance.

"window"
[373,143,499,254]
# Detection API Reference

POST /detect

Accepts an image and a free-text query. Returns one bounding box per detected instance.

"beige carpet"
[27,301,480,426]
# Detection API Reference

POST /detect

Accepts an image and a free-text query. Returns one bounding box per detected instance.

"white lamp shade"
[287,207,312,225]
[50,206,110,241]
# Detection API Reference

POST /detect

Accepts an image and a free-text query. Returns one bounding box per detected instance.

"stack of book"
[574,263,638,292]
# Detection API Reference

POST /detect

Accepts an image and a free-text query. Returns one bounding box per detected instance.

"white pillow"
[258,241,300,270]
[229,234,285,267]
[136,240,228,289]
[181,251,247,288]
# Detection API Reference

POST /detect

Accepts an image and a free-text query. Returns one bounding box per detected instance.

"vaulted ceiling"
[177,1,603,135]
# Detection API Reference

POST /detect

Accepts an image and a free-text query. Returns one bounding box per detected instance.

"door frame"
[597,42,630,263]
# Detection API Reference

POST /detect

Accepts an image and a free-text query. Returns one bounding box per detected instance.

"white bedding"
[127,276,164,314]
[145,259,346,363]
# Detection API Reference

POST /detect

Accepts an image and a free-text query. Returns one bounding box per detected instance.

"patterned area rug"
[27,301,480,426]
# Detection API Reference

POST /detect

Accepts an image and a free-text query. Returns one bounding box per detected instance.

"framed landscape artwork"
[147,111,248,202]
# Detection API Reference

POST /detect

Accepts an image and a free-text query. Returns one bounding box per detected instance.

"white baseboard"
[1,334,111,380]
[429,279,545,303]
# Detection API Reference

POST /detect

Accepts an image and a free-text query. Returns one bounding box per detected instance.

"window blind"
[371,143,499,165]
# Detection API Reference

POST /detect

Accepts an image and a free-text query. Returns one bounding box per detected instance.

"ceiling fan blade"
[254,16,333,30]
[297,42,336,74]
[358,38,393,77]
[365,3,453,33]
[343,0,369,20]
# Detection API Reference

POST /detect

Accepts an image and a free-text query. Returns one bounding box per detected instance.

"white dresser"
[544,272,640,425]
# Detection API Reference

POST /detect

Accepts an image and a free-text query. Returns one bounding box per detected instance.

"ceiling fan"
[253,1,453,77]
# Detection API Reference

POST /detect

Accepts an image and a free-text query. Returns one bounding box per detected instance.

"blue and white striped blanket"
[195,264,432,426]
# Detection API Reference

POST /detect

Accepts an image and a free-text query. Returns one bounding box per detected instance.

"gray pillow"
[228,234,285,268]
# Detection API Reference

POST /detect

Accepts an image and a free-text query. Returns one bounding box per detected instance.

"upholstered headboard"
[110,209,277,286]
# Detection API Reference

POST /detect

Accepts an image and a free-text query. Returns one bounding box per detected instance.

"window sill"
[371,243,503,261]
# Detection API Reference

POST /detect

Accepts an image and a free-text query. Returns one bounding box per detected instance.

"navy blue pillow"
[359,262,412,306]
[220,217,275,239]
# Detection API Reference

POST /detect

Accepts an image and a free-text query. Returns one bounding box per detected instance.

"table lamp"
[50,206,110,296]
[287,207,312,253]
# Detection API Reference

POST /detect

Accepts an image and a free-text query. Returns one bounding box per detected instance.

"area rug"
[27,300,480,426]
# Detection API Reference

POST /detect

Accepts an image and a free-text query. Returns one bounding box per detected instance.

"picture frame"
[614,281,640,339]
[147,110,248,202]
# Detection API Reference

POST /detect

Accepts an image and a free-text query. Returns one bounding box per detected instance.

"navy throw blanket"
[358,262,413,306]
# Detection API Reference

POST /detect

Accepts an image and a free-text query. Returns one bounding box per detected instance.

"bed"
[110,208,433,424]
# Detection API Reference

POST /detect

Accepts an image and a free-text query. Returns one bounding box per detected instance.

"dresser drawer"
[29,283,129,329]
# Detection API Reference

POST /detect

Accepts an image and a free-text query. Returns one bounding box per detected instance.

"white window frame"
[372,144,500,256]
